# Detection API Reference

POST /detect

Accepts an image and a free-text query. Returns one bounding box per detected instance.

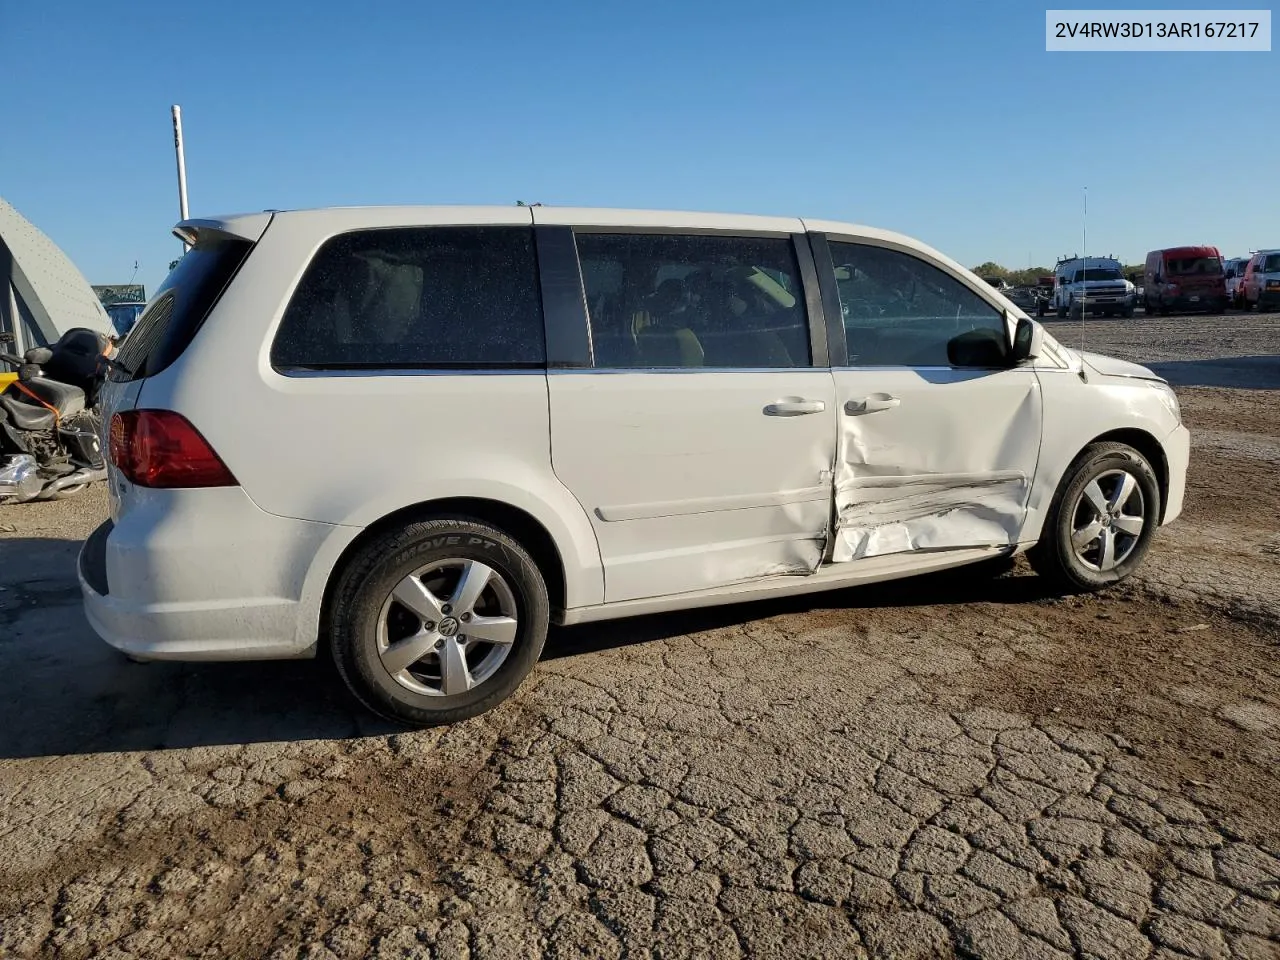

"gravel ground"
[1,313,1278,959]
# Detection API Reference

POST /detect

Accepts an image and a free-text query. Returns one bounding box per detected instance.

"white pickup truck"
[1051,257,1136,319]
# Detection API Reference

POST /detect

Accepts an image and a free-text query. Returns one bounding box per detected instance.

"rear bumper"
[1164,295,1228,312]
[1161,424,1190,526]
[78,487,340,661]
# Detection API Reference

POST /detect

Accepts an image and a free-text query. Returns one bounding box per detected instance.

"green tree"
[1008,267,1052,286]
[971,261,1008,278]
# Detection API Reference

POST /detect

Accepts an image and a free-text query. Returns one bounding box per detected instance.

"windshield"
[1263,254,1280,272]
[1071,268,1123,282]
[1166,256,1222,276]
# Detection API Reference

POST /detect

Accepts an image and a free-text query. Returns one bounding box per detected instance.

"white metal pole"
[172,105,190,252]
[1080,186,1087,351]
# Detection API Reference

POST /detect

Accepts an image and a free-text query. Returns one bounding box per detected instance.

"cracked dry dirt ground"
[1,316,1278,959]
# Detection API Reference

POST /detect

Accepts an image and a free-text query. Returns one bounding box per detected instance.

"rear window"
[270,226,545,370]
[111,235,253,381]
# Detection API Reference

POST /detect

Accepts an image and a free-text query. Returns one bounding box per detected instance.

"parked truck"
[1050,256,1136,319]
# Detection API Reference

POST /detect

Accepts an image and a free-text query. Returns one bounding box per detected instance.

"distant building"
[93,284,146,306]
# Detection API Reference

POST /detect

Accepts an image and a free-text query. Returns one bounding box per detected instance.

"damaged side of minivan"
[80,205,1190,726]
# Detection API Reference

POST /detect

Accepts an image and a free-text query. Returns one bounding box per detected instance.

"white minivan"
[80,206,1190,726]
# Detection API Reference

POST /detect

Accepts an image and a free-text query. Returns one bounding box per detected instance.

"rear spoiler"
[172,211,275,246]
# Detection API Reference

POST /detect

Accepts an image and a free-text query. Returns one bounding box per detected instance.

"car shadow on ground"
[0,536,399,760]
[545,557,1055,662]
[1146,355,1280,390]
[0,538,1053,760]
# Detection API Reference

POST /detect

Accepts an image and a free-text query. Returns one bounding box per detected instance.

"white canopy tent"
[0,196,113,359]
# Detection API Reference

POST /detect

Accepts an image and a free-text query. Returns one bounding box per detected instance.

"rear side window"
[271,227,545,370]
[575,233,811,369]
[112,235,253,381]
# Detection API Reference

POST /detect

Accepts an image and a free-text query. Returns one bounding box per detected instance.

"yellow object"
[0,372,16,390]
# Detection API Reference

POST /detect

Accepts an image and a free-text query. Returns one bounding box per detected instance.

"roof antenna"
[171,105,191,253]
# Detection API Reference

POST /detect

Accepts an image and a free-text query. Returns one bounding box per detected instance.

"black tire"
[1122,307,1134,318]
[1026,442,1161,594]
[329,517,549,726]
[1056,304,1067,319]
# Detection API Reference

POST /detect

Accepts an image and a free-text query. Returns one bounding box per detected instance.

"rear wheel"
[329,517,549,726]
[1027,442,1161,593]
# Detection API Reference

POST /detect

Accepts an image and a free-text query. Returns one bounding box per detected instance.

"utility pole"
[172,105,190,252]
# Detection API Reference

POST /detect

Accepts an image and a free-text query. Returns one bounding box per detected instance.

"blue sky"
[3,0,1275,295]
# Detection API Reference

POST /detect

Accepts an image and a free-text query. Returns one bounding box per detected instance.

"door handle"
[764,398,827,417]
[845,393,900,415]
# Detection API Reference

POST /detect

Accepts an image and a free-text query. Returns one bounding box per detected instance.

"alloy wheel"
[1069,469,1146,572]
[375,559,519,697]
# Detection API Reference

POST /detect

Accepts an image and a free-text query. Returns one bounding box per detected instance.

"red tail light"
[109,410,237,489]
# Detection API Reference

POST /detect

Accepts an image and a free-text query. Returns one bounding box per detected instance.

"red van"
[1143,246,1227,314]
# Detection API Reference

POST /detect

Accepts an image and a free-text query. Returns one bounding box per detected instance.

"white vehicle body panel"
[547,369,836,602]
[79,205,1190,664]
[829,367,1042,561]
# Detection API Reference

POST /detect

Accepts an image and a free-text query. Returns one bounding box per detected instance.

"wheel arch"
[1081,427,1170,522]
[318,498,572,649]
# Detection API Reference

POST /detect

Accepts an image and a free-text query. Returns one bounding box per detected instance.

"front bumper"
[1076,299,1134,314]
[77,487,339,662]
[1161,424,1190,526]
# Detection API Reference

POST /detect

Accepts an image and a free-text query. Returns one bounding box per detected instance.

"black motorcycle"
[0,328,114,502]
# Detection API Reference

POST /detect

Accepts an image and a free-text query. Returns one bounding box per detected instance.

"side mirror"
[1010,316,1042,364]
[947,328,1009,368]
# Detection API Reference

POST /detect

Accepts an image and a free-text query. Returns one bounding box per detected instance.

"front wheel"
[329,517,550,726]
[1027,442,1161,593]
